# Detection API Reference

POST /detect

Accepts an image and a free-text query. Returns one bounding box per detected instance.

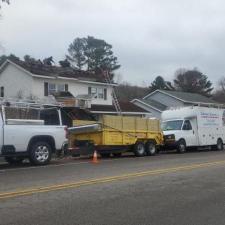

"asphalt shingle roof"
[141,99,167,111]
[160,90,218,104]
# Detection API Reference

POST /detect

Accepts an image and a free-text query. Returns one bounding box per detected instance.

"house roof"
[144,89,218,104]
[90,101,150,114]
[1,59,116,85]
[141,99,167,111]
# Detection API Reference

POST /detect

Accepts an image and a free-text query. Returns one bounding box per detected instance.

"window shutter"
[88,87,91,95]
[65,84,68,92]
[44,82,48,96]
[104,88,107,100]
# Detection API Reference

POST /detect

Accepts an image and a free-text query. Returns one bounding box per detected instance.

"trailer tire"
[29,141,52,165]
[177,139,186,153]
[145,141,157,156]
[113,152,122,158]
[100,153,111,158]
[134,141,145,157]
[4,156,24,165]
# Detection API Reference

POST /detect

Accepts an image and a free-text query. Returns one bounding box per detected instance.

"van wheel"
[29,141,52,165]
[216,139,223,151]
[4,156,24,165]
[177,140,186,153]
[145,141,157,156]
[134,141,145,157]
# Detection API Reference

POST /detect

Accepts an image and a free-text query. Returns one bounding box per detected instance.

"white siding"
[0,64,33,98]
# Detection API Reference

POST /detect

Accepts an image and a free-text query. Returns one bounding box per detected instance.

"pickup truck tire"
[29,141,52,165]
[145,141,156,156]
[134,141,145,157]
[4,156,24,165]
[177,139,186,153]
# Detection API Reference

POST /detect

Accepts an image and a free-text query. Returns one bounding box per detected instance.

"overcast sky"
[1,0,225,87]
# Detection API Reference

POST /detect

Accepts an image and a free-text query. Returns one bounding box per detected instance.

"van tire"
[134,141,145,157]
[215,139,223,151]
[29,141,52,165]
[145,141,157,156]
[4,156,24,165]
[177,139,186,153]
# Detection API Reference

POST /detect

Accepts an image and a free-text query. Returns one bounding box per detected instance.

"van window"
[182,120,192,130]
[161,120,183,131]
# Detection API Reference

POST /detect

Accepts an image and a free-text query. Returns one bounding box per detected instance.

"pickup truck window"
[40,109,60,125]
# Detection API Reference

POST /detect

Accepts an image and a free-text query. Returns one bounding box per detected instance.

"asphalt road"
[1,150,225,225]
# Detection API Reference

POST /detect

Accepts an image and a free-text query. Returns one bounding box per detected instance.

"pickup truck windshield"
[161,120,183,131]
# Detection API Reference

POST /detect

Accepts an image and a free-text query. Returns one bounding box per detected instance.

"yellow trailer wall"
[70,115,163,147]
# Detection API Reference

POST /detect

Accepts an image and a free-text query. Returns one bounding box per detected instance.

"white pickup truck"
[0,105,68,165]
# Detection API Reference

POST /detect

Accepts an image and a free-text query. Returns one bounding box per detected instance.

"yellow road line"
[1,160,225,200]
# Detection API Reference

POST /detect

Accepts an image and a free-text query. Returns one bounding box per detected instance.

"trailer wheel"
[4,156,24,165]
[177,139,186,153]
[113,152,122,158]
[145,141,157,156]
[134,141,145,157]
[29,141,52,165]
[216,139,223,151]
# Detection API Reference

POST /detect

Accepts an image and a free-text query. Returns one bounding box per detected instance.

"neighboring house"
[0,59,115,106]
[132,89,219,119]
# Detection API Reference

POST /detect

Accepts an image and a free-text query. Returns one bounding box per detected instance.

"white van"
[161,106,225,153]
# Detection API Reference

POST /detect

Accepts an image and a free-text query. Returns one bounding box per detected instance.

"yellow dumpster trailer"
[68,115,163,157]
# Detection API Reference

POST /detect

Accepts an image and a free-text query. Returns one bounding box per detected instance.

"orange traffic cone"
[92,150,99,164]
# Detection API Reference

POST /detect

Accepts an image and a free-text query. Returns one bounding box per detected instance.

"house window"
[48,83,56,95]
[90,87,97,98]
[58,84,65,92]
[88,87,108,100]
[98,88,104,99]
[0,86,4,97]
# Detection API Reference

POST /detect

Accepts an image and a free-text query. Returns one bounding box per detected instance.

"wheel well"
[146,139,157,144]
[27,136,56,152]
[217,138,223,143]
[178,138,186,145]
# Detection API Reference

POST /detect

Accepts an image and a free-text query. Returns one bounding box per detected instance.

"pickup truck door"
[182,120,198,146]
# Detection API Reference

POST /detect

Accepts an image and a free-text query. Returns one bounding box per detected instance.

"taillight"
[64,126,69,139]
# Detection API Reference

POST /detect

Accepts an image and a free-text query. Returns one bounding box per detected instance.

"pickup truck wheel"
[134,141,145,157]
[29,141,52,165]
[177,140,186,153]
[4,156,24,165]
[145,141,157,156]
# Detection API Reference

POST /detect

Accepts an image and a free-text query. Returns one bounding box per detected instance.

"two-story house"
[0,59,150,118]
[0,59,114,105]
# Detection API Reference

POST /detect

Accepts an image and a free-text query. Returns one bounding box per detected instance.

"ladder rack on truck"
[68,115,163,158]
